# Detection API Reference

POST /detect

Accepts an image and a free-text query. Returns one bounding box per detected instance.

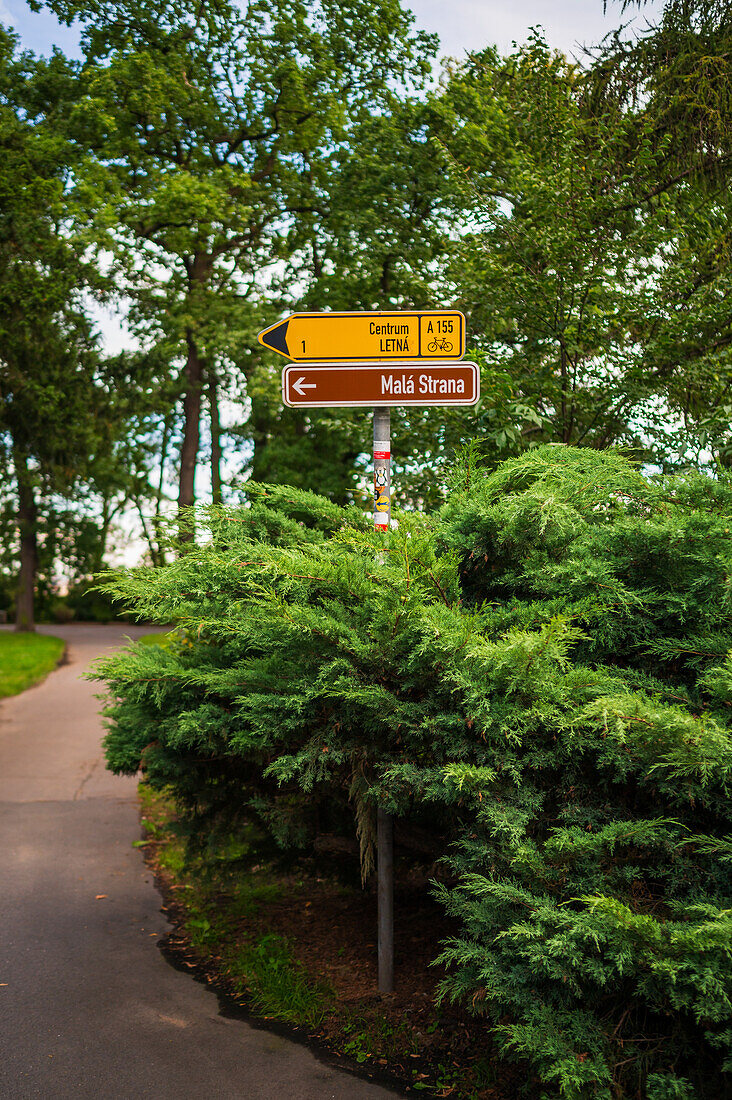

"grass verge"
[138,785,330,1032]
[0,632,65,698]
[137,784,526,1099]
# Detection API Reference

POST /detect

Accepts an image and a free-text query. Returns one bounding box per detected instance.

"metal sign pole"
[373,406,394,994]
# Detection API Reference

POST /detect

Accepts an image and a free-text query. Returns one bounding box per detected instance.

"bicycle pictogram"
[427,337,453,354]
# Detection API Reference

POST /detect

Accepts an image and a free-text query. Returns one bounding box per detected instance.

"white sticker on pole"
[373,440,391,461]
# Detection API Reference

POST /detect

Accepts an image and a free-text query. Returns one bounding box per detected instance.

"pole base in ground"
[377,806,394,993]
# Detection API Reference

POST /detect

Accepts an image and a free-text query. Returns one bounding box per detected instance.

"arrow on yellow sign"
[258,310,465,362]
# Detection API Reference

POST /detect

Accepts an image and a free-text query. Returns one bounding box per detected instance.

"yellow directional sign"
[258,310,465,362]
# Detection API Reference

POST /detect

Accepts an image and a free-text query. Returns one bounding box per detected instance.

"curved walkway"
[0,624,395,1099]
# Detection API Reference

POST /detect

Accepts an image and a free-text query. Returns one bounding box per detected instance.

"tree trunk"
[178,329,203,541]
[92,492,122,575]
[559,344,570,443]
[209,367,222,505]
[135,498,161,568]
[14,449,37,633]
[152,413,172,566]
[249,397,272,483]
[178,251,214,543]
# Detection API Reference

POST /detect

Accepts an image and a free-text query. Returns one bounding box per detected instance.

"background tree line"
[1,0,730,628]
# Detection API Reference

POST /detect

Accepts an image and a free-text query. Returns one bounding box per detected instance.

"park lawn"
[0,633,65,698]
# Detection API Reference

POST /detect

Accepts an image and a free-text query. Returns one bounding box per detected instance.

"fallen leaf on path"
[95,894,108,900]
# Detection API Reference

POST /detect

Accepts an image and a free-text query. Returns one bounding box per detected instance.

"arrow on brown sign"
[292,376,317,396]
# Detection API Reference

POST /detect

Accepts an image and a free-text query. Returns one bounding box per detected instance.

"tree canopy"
[0,27,110,628]
[35,0,437,528]
[436,31,732,465]
[5,0,732,625]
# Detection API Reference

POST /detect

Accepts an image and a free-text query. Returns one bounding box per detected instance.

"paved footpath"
[0,624,396,1100]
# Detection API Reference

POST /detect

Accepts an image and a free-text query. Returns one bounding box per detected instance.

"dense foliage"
[96,447,732,1099]
[437,32,732,466]
[4,0,732,622]
[0,26,124,628]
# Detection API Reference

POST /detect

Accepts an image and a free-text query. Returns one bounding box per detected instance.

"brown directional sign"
[260,310,466,362]
[282,361,479,408]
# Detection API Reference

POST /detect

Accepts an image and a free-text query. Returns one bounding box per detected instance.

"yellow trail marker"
[258,310,465,362]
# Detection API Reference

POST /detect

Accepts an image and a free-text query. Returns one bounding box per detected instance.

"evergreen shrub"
[96,447,732,1099]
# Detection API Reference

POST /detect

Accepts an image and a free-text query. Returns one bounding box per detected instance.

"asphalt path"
[0,624,396,1099]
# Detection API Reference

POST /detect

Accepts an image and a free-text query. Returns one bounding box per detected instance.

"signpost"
[259,310,466,362]
[257,310,479,995]
[282,361,479,409]
[373,408,393,993]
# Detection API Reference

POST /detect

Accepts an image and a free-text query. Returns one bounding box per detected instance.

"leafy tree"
[35,0,436,524]
[248,88,544,511]
[88,347,184,569]
[96,446,732,1097]
[596,0,732,188]
[0,28,112,630]
[298,95,538,508]
[435,34,732,466]
[242,94,451,508]
[590,0,732,463]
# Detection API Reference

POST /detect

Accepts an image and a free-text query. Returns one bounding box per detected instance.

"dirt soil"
[144,815,535,1099]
